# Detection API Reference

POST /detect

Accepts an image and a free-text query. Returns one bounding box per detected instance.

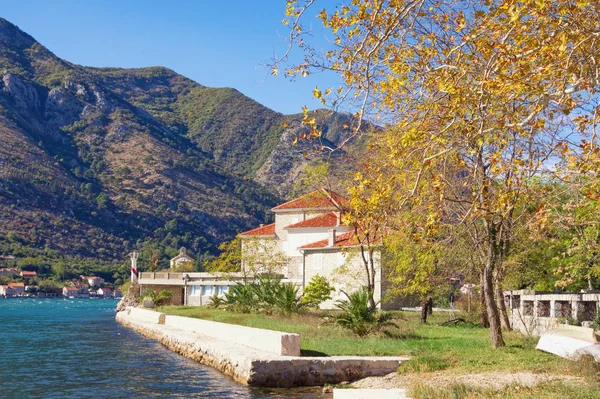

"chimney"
[328,229,337,247]
[260,224,264,227]
[335,211,341,226]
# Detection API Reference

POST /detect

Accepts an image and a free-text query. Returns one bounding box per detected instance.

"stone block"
[163,314,301,356]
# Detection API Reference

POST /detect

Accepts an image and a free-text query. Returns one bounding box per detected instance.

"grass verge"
[157,306,600,397]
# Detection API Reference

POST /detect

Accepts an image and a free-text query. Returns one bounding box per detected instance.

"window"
[190,286,201,296]
[217,286,229,296]
[202,285,213,296]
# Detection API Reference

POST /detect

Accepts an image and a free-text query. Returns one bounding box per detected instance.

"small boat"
[537,324,600,361]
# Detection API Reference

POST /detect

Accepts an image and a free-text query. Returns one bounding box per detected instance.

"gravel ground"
[350,372,583,390]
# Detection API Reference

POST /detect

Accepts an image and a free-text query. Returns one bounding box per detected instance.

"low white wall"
[164,314,300,356]
[116,309,408,387]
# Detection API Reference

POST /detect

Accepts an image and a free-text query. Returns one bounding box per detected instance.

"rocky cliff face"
[0,18,358,262]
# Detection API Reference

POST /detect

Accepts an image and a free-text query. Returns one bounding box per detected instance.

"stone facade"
[143,284,184,306]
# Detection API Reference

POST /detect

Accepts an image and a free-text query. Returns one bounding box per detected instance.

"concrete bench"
[127,307,165,324]
[163,314,300,356]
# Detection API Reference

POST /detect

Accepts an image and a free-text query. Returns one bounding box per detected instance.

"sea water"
[0,298,322,398]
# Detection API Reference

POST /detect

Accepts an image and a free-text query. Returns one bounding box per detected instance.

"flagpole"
[130,251,139,282]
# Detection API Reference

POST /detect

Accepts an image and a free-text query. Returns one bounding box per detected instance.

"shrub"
[224,283,256,313]
[142,289,173,306]
[301,275,335,308]
[222,278,304,316]
[333,288,395,337]
[207,292,224,308]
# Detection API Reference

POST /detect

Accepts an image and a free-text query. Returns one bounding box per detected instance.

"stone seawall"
[116,308,407,387]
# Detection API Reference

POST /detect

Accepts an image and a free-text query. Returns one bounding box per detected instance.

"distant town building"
[8,282,25,296]
[74,282,90,298]
[20,271,37,279]
[0,268,18,277]
[97,288,112,298]
[0,285,15,297]
[80,275,105,287]
[63,286,79,298]
[113,288,123,299]
[170,247,194,269]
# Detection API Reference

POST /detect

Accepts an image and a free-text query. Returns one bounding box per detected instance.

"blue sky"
[2,0,340,115]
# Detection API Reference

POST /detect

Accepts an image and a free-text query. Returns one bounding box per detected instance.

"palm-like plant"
[224,283,255,313]
[274,282,303,316]
[334,288,394,336]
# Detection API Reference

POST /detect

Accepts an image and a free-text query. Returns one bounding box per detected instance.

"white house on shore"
[137,189,394,309]
[239,188,385,308]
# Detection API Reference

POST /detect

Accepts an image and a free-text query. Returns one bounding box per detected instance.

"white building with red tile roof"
[63,286,79,298]
[97,288,113,298]
[8,282,25,296]
[239,188,386,309]
[80,275,105,287]
[20,270,37,279]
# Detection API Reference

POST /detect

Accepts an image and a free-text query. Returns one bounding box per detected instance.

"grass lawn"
[158,306,600,398]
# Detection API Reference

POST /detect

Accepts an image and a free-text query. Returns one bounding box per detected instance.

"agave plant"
[334,288,395,337]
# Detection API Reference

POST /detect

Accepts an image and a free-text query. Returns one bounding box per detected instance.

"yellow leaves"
[313,86,322,99]
[270,66,279,76]
[317,9,328,23]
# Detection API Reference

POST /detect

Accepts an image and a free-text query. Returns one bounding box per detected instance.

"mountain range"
[0,18,355,265]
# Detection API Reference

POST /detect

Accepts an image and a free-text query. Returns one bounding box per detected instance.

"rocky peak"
[0,18,36,50]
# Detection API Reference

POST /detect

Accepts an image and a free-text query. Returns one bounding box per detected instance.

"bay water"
[0,298,322,398]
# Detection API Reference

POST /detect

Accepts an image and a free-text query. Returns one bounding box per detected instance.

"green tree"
[204,237,242,272]
[301,275,335,307]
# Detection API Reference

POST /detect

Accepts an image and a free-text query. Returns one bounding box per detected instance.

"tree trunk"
[427,297,433,315]
[480,274,490,328]
[484,260,505,348]
[420,296,429,323]
[494,271,512,330]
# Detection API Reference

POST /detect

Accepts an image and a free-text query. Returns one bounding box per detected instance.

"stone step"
[333,388,409,399]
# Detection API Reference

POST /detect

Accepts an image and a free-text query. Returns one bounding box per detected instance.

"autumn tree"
[276,0,600,347]
[204,237,242,273]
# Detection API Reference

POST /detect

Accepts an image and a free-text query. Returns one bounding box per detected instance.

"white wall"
[304,249,382,309]
[287,230,329,257]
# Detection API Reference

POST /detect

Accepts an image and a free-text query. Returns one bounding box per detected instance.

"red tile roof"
[100,288,112,292]
[65,286,78,291]
[21,271,37,277]
[9,282,25,287]
[285,212,340,229]
[239,223,276,237]
[272,188,348,211]
[299,230,382,250]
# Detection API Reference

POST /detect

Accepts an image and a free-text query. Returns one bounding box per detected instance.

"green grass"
[157,306,587,376]
[158,306,600,397]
